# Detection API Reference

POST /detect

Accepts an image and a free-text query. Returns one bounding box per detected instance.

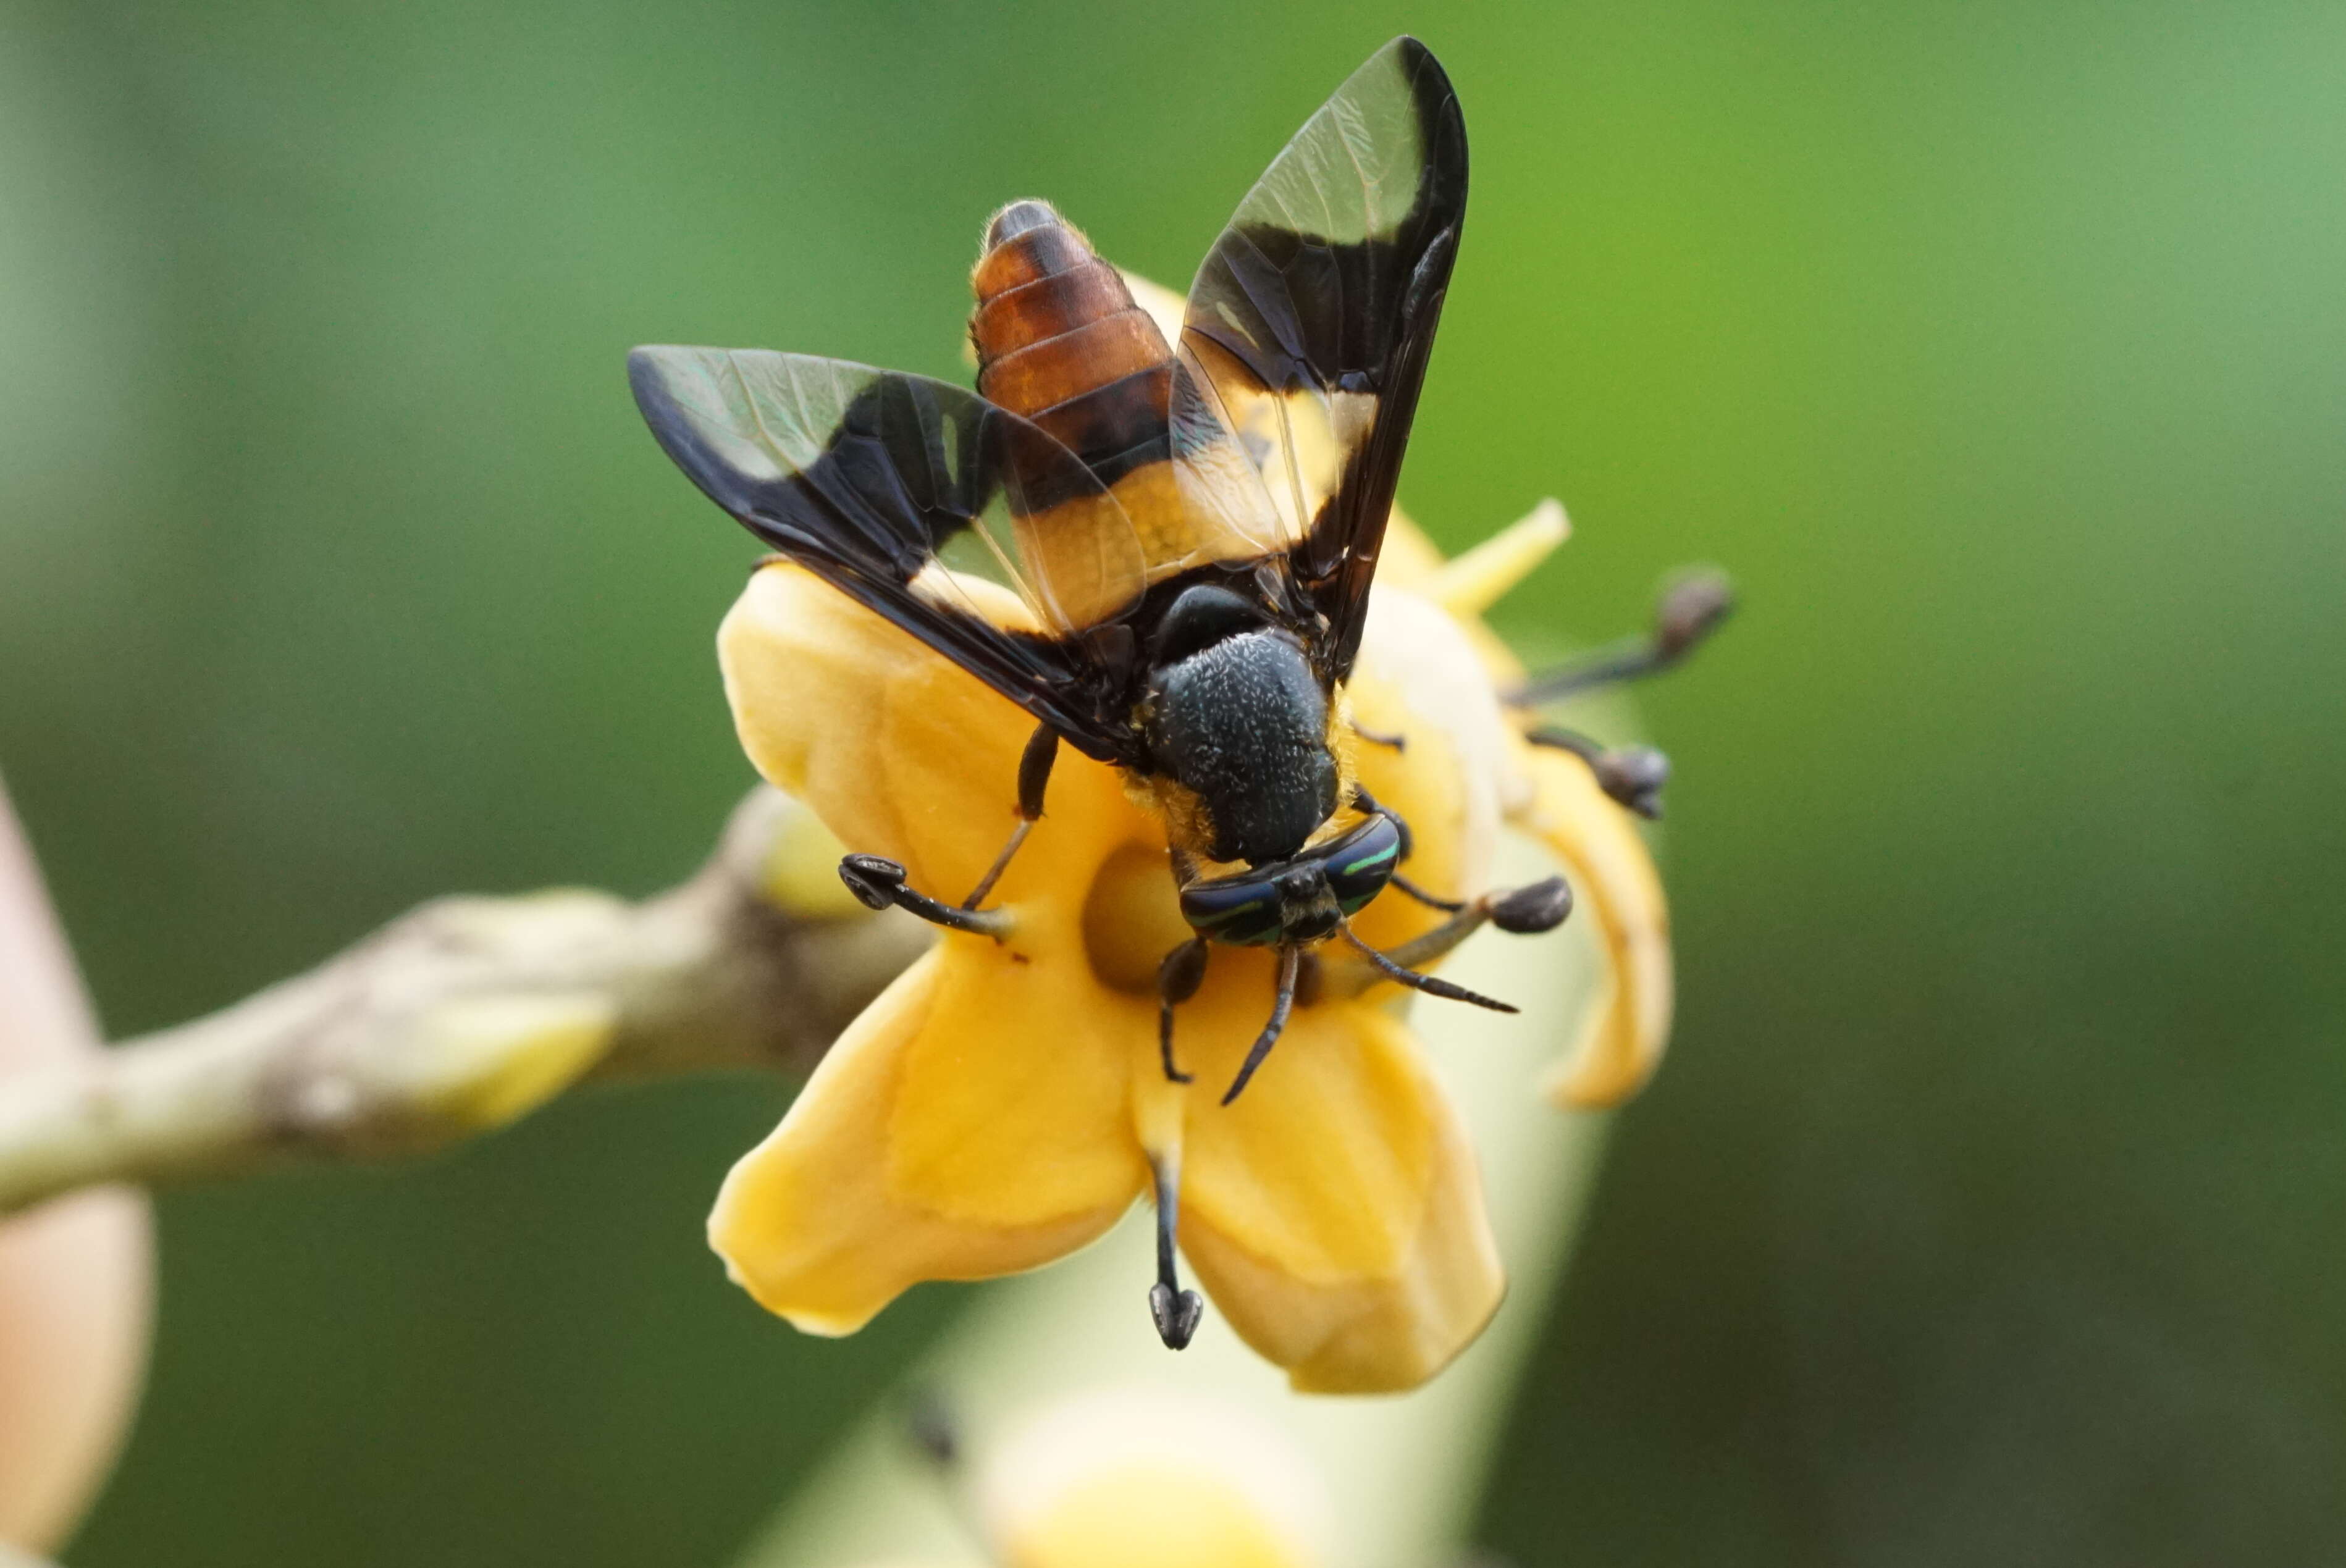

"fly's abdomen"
[970,200,1172,485]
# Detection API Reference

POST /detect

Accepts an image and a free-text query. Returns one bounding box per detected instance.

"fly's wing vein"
[629,345,1143,758]
[1176,36,1469,682]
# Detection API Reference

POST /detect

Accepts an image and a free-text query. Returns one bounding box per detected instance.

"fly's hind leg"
[962,723,1059,908]
[831,723,1058,939]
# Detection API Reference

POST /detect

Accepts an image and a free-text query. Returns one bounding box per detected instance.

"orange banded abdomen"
[970,200,1173,486]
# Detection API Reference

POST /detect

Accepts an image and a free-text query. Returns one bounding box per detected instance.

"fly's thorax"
[1142,627,1337,866]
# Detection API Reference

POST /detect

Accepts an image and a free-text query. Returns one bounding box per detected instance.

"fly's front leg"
[1148,1156,1204,1350]
[1348,783,1574,945]
[1219,944,1301,1105]
[1156,937,1207,1084]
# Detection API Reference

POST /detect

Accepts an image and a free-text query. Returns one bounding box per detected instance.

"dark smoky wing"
[627,346,1139,759]
[1179,36,1468,683]
[791,371,987,558]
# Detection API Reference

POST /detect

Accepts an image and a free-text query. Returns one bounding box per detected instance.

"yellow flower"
[1116,269,1673,1107]
[1377,511,1678,1108]
[704,501,1672,1393]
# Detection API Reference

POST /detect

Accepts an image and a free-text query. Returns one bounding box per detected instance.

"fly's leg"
[1334,918,1518,1013]
[1391,870,1465,912]
[1148,1156,1205,1350]
[1348,786,1572,950]
[1156,937,1207,1085]
[1514,569,1732,820]
[1524,726,1671,819]
[1219,944,1301,1105]
[831,723,1057,938]
[1516,569,1733,702]
[1351,784,1411,857]
[1312,879,1574,1005]
[962,723,1059,907]
[836,857,1013,938]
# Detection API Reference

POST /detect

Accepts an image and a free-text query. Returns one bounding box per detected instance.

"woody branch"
[0,789,929,1219]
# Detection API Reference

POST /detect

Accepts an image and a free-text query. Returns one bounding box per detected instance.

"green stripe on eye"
[1339,842,1399,877]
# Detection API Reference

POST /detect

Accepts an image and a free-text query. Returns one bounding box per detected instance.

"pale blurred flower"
[0,777,151,1551]
[977,1388,1328,1568]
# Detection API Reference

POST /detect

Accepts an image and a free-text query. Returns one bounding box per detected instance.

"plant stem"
[0,789,928,1218]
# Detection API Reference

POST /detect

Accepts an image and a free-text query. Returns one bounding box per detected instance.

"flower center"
[1080,841,1196,994]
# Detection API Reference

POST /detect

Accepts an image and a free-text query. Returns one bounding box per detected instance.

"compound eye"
[1179,873,1285,947]
[1322,813,1402,913]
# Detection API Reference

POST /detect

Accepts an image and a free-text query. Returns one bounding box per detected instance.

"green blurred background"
[4,0,2344,1561]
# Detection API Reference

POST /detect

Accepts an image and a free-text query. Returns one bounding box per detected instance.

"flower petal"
[1424,499,1568,621]
[717,563,1132,903]
[1515,745,1675,1106]
[709,936,1150,1335]
[1344,587,1526,951]
[1171,986,1503,1393]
